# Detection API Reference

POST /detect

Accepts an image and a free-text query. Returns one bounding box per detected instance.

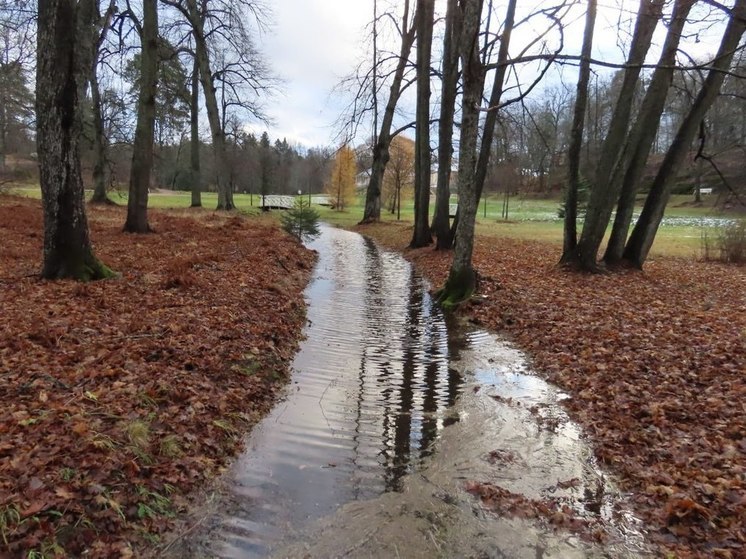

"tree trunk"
[372,0,379,149]
[450,0,516,241]
[574,0,663,269]
[189,54,201,207]
[560,0,596,264]
[90,0,117,205]
[89,65,110,204]
[397,183,402,220]
[188,0,233,210]
[362,144,388,222]
[431,0,460,250]
[124,0,158,233]
[603,0,694,265]
[694,125,704,202]
[0,104,6,171]
[360,0,415,224]
[474,0,516,203]
[439,0,484,306]
[410,0,434,248]
[624,0,746,268]
[36,0,113,280]
[0,80,6,171]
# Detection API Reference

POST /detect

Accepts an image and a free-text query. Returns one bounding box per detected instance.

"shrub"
[718,219,746,264]
[701,219,746,265]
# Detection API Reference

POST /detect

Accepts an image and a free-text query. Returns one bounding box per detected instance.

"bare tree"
[90,0,118,205]
[472,0,518,212]
[411,0,435,248]
[189,53,201,206]
[438,0,570,302]
[624,0,746,268]
[450,0,570,241]
[359,0,417,224]
[438,0,485,305]
[124,0,158,233]
[431,0,460,250]
[603,0,696,265]
[188,0,233,208]
[560,0,596,263]
[161,0,273,210]
[572,0,665,270]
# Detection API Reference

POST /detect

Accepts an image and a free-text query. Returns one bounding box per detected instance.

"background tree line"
[2,0,746,282]
[0,0,344,277]
[0,1,336,201]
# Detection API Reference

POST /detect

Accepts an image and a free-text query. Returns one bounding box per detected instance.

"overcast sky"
[247,1,372,149]
[249,1,728,151]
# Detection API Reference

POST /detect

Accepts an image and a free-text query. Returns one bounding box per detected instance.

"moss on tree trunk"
[437,266,476,309]
[43,248,115,281]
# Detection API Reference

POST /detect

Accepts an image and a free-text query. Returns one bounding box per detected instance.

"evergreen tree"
[281,197,320,242]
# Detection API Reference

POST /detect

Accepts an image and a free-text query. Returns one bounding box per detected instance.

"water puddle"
[167,225,650,558]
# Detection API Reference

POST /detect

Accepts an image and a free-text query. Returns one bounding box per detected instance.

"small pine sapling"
[281,197,321,242]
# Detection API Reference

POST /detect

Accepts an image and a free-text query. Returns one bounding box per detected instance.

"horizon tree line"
[3,0,746,283]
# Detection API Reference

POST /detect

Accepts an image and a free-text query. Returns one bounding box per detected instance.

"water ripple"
[202,226,463,557]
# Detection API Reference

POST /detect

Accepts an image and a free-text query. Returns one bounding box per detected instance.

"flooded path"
[171,226,650,558]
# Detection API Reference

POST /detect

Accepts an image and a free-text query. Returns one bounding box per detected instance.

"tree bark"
[574,0,663,269]
[90,0,116,205]
[560,0,596,263]
[603,0,694,265]
[124,0,158,233]
[473,0,516,204]
[360,0,415,224]
[449,0,516,241]
[410,0,435,248]
[0,102,6,171]
[89,62,110,204]
[439,0,484,306]
[362,145,388,220]
[189,54,201,207]
[0,75,6,170]
[36,0,113,280]
[431,0,460,250]
[624,0,746,268]
[188,0,234,210]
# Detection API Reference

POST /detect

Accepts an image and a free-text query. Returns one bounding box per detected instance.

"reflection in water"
[176,225,650,559]
[270,327,651,559]
[196,226,463,557]
[353,235,456,491]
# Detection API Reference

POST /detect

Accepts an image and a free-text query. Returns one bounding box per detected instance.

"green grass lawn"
[8,185,742,259]
[8,186,268,211]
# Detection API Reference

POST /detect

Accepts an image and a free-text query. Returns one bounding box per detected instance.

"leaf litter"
[0,197,315,557]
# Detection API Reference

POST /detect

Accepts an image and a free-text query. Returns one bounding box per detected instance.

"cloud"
[258,0,373,147]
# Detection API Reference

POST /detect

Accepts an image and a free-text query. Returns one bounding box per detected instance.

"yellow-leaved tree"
[325,144,357,211]
[382,135,415,220]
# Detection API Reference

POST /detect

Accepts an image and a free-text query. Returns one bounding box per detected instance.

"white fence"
[311,195,332,206]
[258,194,332,209]
[259,195,294,209]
